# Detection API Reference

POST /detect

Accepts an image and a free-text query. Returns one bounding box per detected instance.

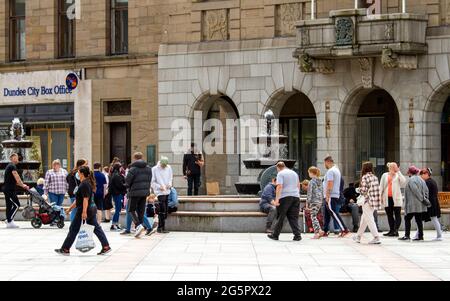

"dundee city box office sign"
[0,70,80,102]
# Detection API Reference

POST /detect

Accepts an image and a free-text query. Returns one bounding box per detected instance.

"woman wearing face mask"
[419,168,443,241]
[66,159,88,221]
[55,166,111,256]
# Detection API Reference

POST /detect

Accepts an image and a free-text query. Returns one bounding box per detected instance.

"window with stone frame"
[9,0,26,61]
[57,0,75,58]
[106,101,131,116]
[275,2,305,37]
[441,0,450,25]
[111,0,128,55]
[202,9,230,41]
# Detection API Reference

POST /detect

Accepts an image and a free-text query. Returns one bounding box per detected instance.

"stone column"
[74,80,93,164]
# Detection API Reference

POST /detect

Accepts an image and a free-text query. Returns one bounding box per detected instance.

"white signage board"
[0,70,80,103]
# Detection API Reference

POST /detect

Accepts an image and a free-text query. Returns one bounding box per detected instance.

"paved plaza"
[0,222,450,281]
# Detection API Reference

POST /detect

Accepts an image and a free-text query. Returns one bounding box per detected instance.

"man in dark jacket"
[125,152,152,238]
[183,143,204,196]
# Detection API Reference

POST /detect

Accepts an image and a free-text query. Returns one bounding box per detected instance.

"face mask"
[75,172,80,181]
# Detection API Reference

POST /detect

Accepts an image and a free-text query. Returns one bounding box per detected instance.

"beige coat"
[379,171,406,207]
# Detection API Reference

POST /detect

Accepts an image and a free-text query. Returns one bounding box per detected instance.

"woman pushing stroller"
[55,166,111,256]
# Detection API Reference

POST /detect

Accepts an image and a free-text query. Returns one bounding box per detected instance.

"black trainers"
[383,231,394,237]
[293,235,302,241]
[267,234,279,241]
[398,236,411,241]
[412,237,424,242]
[55,248,70,256]
[97,246,112,255]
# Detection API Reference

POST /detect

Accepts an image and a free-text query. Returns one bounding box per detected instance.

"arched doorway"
[194,95,240,195]
[442,98,450,191]
[356,89,400,179]
[340,88,400,181]
[277,92,317,180]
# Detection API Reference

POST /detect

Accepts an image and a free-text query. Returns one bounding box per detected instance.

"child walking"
[306,167,324,239]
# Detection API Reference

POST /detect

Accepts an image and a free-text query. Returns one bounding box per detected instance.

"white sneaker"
[368,237,381,245]
[134,224,145,238]
[352,235,361,243]
[432,237,443,242]
[6,221,19,229]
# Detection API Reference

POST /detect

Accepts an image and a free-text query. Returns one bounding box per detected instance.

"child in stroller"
[23,188,66,229]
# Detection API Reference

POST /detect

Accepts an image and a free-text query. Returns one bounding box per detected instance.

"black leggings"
[404,213,423,239]
[4,190,20,223]
[385,197,402,232]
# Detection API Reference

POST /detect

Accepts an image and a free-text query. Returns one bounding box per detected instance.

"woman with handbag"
[419,168,443,241]
[399,166,431,241]
[55,166,111,256]
[110,163,127,231]
[353,161,382,244]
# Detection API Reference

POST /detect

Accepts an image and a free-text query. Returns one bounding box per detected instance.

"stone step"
[178,198,260,212]
[1,206,449,233]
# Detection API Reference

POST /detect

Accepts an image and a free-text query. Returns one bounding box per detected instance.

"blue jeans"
[125,201,153,232]
[70,197,77,221]
[49,192,65,206]
[112,194,124,224]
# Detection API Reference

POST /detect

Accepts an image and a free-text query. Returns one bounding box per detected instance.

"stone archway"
[264,90,317,180]
[190,94,240,195]
[424,82,450,191]
[340,88,400,182]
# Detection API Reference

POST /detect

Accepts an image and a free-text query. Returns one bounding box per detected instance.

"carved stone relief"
[275,3,302,37]
[358,57,374,88]
[335,18,354,46]
[202,9,229,41]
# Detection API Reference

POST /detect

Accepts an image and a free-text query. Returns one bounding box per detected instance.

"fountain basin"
[235,183,261,195]
[252,135,288,145]
[243,159,296,169]
[1,140,35,148]
[0,161,41,170]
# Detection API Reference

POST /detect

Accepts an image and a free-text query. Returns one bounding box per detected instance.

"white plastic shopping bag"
[75,222,96,253]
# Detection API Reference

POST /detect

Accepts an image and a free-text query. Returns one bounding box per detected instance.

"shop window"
[31,128,72,174]
[9,0,26,61]
[58,0,75,58]
[111,0,128,55]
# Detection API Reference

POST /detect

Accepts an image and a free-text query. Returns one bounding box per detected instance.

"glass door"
[356,117,385,179]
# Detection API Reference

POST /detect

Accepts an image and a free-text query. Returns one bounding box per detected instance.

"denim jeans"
[125,201,153,232]
[112,194,124,224]
[70,197,77,221]
[48,192,65,206]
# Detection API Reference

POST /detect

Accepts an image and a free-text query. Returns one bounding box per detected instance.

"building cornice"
[0,53,158,73]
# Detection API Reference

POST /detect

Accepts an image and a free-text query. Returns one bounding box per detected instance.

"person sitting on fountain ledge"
[268,162,302,241]
[3,153,29,229]
[259,177,277,234]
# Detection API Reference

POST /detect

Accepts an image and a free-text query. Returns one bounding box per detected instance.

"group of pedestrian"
[260,155,444,244]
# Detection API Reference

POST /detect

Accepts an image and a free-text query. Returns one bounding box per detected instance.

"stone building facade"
[0,0,161,172]
[159,0,450,194]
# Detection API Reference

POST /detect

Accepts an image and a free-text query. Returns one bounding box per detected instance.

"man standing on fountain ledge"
[3,153,29,228]
[268,162,302,241]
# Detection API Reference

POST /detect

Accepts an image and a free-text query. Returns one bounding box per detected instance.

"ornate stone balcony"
[293,9,428,74]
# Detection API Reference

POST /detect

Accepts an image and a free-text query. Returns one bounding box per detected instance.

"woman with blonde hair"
[306,166,324,239]
[379,162,406,237]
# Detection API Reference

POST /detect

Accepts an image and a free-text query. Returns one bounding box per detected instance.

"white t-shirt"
[276,168,300,199]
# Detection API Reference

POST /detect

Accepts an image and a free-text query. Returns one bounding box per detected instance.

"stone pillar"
[74,80,93,164]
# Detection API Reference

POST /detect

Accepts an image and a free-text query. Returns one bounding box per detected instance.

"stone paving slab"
[0,222,449,281]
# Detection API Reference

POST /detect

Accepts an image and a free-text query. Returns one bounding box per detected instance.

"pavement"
[0,222,450,281]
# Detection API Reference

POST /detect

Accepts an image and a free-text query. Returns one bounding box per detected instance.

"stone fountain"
[0,118,41,188]
[234,110,296,195]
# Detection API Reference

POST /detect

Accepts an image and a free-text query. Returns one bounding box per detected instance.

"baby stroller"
[24,188,65,229]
